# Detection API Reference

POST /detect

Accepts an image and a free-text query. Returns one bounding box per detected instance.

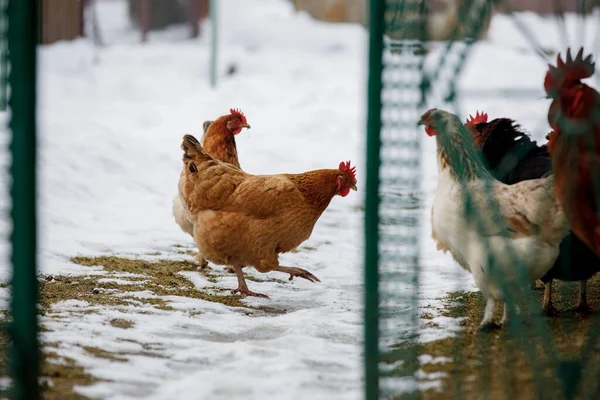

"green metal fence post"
[364,0,385,399]
[209,0,217,87]
[8,0,39,399]
[0,0,8,111]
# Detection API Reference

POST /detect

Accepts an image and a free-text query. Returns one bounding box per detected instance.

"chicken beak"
[350,184,357,191]
[417,119,424,126]
[242,123,251,129]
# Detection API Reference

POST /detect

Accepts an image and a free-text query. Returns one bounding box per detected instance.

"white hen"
[419,108,568,330]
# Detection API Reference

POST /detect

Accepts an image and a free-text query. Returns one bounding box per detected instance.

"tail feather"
[182,134,205,159]
[181,134,213,175]
[182,133,200,148]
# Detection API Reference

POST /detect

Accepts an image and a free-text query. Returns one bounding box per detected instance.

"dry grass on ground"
[0,253,288,399]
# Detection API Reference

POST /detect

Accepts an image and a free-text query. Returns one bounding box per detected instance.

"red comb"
[465,111,488,128]
[229,108,247,124]
[339,160,357,184]
[545,48,595,95]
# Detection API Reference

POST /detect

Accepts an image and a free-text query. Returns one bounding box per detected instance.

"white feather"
[432,155,568,328]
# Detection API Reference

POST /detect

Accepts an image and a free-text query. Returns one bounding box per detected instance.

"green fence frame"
[364,0,384,398]
[8,0,39,399]
[209,0,217,87]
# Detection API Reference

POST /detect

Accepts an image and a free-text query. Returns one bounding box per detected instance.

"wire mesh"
[365,1,600,399]
[0,0,8,396]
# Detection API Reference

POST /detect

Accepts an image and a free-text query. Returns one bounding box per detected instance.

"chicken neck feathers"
[434,112,495,182]
[200,118,241,169]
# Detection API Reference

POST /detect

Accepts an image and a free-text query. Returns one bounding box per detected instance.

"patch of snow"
[415,369,448,380]
[178,271,212,289]
[0,377,10,396]
[0,287,8,310]
[419,355,452,365]
[418,316,467,343]
[53,299,91,309]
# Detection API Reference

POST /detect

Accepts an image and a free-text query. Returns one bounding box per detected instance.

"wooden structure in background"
[39,0,83,45]
[39,0,209,46]
[128,0,209,42]
[503,0,600,14]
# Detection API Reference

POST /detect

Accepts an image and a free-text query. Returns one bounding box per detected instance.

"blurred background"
[40,0,600,45]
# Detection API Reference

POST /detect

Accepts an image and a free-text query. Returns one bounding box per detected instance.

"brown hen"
[172,109,250,267]
[180,134,357,298]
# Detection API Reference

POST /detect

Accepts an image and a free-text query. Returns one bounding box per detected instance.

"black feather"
[542,233,600,282]
[475,118,551,184]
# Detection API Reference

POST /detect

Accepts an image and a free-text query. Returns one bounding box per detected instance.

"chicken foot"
[231,265,269,299]
[500,304,509,327]
[479,298,501,332]
[275,266,320,283]
[531,280,543,291]
[543,280,559,316]
[224,266,320,284]
[193,253,209,269]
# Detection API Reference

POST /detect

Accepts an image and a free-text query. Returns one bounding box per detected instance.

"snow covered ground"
[1,0,599,398]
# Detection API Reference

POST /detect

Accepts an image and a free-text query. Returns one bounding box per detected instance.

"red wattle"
[425,127,437,137]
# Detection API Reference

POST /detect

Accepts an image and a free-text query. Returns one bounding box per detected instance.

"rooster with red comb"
[545,48,600,312]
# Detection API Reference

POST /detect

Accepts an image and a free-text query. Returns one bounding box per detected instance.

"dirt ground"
[385,275,600,400]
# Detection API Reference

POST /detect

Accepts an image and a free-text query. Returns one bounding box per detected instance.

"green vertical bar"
[209,0,217,87]
[8,0,39,399]
[0,0,8,111]
[364,0,384,399]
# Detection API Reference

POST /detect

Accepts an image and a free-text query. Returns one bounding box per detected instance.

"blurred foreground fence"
[0,0,40,399]
[364,0,600,399]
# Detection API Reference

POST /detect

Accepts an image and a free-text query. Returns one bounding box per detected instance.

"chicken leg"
[479,298,500,332]
[232,265,269,298]
[543,280,559,316]
[275,266,320,283]
[193,253,209,269]
[574,280,591,312]
[500,303,509,327]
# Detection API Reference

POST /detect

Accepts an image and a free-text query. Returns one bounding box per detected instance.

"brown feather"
[201,117,241,169]
[547,72,600,257]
